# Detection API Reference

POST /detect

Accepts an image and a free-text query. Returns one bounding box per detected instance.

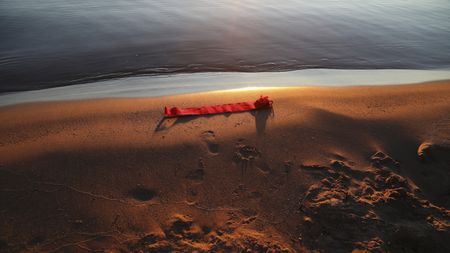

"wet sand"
[0,81,449,252]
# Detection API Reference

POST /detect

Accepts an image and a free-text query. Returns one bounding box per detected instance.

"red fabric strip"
[164,96,273,117]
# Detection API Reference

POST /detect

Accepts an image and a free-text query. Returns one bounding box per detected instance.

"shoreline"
[1,81,449,252]
[1,69,450,107]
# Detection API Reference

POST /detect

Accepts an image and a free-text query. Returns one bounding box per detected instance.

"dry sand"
[0,81,449,252]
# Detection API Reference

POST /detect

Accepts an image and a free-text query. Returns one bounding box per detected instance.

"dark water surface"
[1,0,450,92]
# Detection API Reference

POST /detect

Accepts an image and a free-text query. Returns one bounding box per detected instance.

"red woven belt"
[164,96,273,117]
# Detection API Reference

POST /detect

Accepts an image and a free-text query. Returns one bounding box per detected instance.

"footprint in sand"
[128,186,157,201]
[186,168,205,181]
[235,144,260,163]
[254,160,271,174]
[201,131,219,154]
[185,158,206,182]
[183,182,201,205]
[184,159,205,203]
[234,142,261,175]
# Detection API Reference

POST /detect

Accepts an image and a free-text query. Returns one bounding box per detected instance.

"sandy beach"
[0,81,449,252]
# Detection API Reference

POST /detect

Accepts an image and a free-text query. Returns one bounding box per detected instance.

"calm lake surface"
[1,0,450,92]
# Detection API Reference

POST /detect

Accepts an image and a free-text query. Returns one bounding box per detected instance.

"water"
[1,0,450,92]
[2,69,450,107]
